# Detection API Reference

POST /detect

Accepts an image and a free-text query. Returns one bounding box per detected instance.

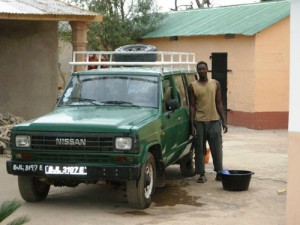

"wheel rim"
[144,162,154,199]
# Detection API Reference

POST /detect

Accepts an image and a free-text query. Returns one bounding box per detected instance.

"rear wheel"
[180,148,196,177]
[126,152,156,209]
[18,176,50,202]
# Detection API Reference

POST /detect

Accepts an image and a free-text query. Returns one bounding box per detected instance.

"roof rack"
[70,51,196,73]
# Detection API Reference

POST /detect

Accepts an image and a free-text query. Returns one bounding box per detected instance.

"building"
[142,0,290,130]
[0,0,102,119]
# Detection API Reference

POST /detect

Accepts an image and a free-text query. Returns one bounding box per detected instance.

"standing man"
[189,61,228,183]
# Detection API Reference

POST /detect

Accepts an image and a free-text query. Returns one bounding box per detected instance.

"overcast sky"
[157,0,259,11]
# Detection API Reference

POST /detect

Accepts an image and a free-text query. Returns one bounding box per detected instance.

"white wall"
[288,0,300,132]
[286,0,300,224]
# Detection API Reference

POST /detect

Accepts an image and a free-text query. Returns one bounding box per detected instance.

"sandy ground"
[0,125,288,225]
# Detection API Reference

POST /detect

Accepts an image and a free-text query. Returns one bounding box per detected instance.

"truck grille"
[11,132,138,163]
[31,134,114,152]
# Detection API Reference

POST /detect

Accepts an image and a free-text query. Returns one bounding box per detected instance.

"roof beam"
[0,14,103,22]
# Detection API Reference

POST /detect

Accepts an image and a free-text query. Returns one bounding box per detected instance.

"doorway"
[211,53,228,118]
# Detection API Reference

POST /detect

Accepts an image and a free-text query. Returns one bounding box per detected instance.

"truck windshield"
[57,74,159,108]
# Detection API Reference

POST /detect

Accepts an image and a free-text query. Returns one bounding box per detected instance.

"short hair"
[196,61,208,69]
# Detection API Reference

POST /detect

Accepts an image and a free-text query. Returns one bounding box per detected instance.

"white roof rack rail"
[70,51,196,73]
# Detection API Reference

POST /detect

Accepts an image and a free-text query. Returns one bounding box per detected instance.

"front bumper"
[6,160,141,181]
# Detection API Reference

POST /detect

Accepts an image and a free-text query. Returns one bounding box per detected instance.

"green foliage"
[58,29,72,43]
[71,0,165,50]
[0,200,29,225]
[58,21,72,43]
[6,217,30,225]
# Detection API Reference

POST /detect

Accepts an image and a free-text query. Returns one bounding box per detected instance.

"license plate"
[12,164,43,172]
[45,165,87,175]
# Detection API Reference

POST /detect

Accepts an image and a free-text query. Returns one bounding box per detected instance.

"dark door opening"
[211,53,228,119]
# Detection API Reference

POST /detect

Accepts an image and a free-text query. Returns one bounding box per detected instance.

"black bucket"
[219,170,254,191]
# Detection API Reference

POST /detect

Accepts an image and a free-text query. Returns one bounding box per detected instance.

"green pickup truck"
[6,48,197,209]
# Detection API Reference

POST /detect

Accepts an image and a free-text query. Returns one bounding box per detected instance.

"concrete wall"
[229,18,289,129]
[143,20,289,129]
[255,18,290,112]
[249,18,290,129]
[58,39,72,89]
[0,20,58,120]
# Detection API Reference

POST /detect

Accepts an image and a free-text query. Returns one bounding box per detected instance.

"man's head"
[196,61,208,70]
[196,61,208,80]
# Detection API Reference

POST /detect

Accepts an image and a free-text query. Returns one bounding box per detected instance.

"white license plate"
[45,165,87,175]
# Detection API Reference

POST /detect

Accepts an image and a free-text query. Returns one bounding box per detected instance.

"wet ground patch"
[152,180,203,207]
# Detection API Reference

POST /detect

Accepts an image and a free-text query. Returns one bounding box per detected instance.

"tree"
[71,0,165,51]
[171,0,211,11]
[195,0,211,8]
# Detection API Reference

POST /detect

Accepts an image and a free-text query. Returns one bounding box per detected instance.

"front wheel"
[18,176,50,202]
[126,152,156,209]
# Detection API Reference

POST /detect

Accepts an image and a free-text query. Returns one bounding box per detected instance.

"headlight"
[115,137,132,150]
[15,135,31,147]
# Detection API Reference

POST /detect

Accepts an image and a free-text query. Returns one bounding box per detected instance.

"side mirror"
[166,99,179,111]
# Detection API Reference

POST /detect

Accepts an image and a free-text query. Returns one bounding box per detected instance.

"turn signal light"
[15,153,32,160]
[113,157,133,162]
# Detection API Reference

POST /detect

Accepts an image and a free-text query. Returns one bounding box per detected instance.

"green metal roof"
[143,0,290,38]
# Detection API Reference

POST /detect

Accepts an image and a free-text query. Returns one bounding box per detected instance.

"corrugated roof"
[143,0,290,38]
[0,0,102,21]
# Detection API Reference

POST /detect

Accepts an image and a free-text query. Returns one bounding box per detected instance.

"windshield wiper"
[69,97,102,105]
[101,100,140,107]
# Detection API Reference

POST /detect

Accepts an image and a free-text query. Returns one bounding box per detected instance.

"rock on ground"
[0,112,25,155]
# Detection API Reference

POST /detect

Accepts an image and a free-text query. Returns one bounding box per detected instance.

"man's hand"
[191,125,197,136]
[222,123,228,133]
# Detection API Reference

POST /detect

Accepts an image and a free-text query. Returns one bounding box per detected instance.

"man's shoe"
[215,174,222,181]
[197,175,207,183]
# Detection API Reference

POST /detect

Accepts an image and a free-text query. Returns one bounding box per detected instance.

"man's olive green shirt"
[191,79,219,122]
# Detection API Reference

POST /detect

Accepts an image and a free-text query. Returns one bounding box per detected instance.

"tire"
[18,176,50,202]
[114,44,157,62]
[180,148,196,177]
[126,152,156,209]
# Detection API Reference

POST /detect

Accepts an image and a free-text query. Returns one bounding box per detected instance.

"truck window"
[174,75,188,107]
[163,79,173,112]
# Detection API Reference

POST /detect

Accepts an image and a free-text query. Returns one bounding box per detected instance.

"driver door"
[160,77,183,166]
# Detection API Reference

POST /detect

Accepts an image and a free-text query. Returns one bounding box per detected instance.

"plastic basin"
[219,170,254,191]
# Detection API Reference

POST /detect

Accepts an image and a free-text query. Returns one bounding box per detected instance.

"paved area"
[0,125,288,225]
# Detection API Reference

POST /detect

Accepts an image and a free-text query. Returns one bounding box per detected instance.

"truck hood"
[14,106,158,133]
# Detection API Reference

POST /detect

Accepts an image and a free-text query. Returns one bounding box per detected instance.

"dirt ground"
[0,125,288,225]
